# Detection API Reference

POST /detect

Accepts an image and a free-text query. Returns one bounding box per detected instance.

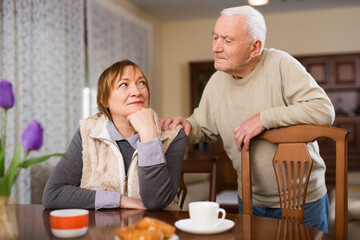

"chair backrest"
[177,156,218,209]
[273,142,314,224]
[241,125,349,240]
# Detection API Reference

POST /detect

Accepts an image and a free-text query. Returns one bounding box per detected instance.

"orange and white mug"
[50,209,89,238]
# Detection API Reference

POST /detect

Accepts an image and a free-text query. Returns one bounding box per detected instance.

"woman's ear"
[100,98,107,108]
[250,39,262,58]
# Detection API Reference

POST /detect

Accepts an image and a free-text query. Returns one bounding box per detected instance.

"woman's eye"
[139,81,146,86]
[119,83,127,87]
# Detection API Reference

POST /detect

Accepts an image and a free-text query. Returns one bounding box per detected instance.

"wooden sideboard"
[297,53,360,190]
[188,52,360,192]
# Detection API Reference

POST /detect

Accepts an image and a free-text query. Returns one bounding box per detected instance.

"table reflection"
[14,204,333,240]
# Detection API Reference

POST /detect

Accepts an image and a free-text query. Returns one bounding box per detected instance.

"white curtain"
[1,0,153,204]
[0,0,85,203]
[86,0,153,115]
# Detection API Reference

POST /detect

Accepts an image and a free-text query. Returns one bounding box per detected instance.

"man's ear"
[250,39,262,58]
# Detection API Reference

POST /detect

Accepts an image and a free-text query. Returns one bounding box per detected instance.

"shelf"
[323,86,360,91]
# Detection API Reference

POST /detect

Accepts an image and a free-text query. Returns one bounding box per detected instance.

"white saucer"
[175,219,234,235]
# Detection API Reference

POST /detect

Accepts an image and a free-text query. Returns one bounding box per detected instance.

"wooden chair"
[177,156,218,209]
[241,125,349,240]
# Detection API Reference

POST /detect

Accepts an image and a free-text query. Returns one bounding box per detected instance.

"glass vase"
[0,196,19,240]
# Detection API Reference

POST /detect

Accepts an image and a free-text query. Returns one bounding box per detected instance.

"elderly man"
[160,5,334,232]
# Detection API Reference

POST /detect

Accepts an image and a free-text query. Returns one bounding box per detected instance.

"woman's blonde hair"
[96,59,150,121]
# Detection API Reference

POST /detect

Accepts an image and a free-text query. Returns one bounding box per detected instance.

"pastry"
[117,226,163,240]
[116,217,175,240]
[136,217,175,239]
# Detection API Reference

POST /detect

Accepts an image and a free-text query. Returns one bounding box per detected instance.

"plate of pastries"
[116,217,178,240]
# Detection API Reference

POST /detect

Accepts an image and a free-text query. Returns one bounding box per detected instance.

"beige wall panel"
[265,7,360,55]
[162,19,215,117]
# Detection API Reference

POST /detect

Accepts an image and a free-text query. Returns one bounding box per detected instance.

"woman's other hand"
[120,195,146,209]
[127,108,159,142]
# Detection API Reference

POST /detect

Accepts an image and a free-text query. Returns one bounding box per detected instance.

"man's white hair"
[221,5,266,52]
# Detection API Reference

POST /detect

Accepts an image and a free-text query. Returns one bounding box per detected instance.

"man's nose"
[212,39,223,52]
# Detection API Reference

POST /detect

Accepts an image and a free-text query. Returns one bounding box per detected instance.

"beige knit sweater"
[187,48,335,208]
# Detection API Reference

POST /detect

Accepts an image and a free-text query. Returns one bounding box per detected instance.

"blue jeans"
[237,194,329,233]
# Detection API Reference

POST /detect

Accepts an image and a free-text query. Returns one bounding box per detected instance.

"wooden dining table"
[13,204,334,240]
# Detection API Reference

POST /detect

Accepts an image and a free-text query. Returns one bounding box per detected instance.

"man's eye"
[225,39,232,44]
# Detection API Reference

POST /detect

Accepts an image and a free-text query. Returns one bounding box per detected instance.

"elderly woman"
[43,60,186,210]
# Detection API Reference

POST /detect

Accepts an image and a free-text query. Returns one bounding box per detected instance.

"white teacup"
[189,201,226,230]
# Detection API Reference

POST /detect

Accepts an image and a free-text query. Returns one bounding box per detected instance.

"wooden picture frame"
[189,61,216,111]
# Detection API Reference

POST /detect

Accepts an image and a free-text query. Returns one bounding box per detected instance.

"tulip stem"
[3,109,7,148]
[0,109,7,177]
[23,150,30,162]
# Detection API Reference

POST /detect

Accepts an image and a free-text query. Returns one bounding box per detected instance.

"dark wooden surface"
[13,204,333,240]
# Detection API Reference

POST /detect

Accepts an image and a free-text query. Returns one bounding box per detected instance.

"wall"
[265,7,360,55]
[160,7,360,118]
[161,18,215,117]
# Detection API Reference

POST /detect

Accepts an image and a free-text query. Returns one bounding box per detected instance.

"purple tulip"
[21,121,44,151]
[0,79,16,109]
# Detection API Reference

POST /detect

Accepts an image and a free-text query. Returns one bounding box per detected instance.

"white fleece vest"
[79,113,181,210]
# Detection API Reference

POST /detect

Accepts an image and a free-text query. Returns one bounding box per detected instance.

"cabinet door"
[298,56,330,88]
[333,55,360,88]
[297,53,360,90]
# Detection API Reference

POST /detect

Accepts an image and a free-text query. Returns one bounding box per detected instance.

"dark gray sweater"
[42,127,186,210]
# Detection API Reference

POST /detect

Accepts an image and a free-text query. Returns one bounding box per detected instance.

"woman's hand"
[120,195,146,209]
[127,108,159,142]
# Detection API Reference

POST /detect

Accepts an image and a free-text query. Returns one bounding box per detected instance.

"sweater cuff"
[95,190,121,210]
[260,110,274,129]
[185,116,200,144]
[137,137,165,166]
